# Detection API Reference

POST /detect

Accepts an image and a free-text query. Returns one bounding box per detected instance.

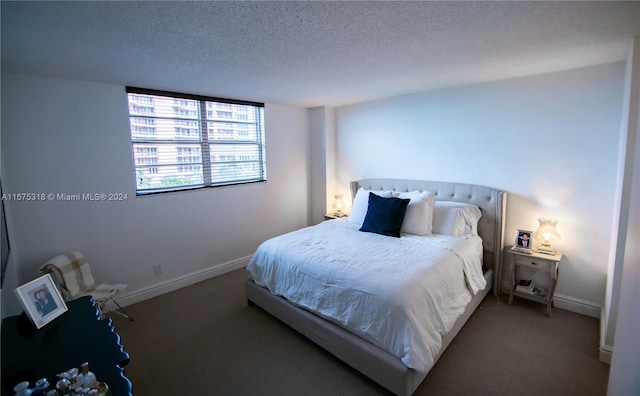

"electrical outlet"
[153,264,162,275]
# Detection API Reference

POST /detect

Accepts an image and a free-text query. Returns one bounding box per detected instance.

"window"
[127,87,266,195]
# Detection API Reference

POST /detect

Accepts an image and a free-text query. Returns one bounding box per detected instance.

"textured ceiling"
[2,1,640,107]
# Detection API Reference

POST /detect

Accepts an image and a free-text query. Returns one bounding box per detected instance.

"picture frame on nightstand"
[512,229,533,253]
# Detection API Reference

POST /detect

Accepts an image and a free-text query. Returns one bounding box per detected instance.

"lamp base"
[535,245,556,255]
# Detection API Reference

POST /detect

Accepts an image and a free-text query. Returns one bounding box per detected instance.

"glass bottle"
[13,381,32,396]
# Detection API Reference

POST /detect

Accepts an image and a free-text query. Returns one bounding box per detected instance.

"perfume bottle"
[55,378,70,396]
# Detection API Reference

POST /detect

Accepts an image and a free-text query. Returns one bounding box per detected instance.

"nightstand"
[508,249,562,317]
[323,213,347,220]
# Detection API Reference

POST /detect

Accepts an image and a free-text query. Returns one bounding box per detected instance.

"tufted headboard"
[351,178,507,294]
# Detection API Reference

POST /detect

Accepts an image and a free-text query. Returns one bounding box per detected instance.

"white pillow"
[396,191,436,235]
[348,188,394,225]
[432,201,482,237]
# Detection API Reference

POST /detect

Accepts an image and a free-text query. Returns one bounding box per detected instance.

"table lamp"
[333,194,344,216]
[533,217,561,255]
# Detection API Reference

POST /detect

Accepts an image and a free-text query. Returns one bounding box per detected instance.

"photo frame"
[513,229,534,253]
[15,273,68,329]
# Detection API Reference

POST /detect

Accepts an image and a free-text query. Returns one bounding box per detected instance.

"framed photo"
[15,273,68,329]
[514,229,534,253]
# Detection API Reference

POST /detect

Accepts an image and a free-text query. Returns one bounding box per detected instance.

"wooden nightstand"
[508,249,562,317]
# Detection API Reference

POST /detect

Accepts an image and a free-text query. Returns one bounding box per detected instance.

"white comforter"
[247,218,486,373]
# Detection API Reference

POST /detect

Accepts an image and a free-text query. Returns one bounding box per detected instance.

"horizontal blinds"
[127,87,266,194]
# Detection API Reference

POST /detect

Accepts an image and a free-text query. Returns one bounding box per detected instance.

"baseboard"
[104,255,251,310]
[599,307,613,365]
[553,293,601,318]
[500,282,601,318]
[599,343,613,364]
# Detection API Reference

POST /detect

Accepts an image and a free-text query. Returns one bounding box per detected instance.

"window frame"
[126,87,266,196]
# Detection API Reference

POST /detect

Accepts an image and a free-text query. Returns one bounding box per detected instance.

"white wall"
[602,37,640,355]
[308,106,338,224]
[334,62,626,309]
[607,107,640,394]
[607,36,640,393]
[607,72,640,395]
[308,107,328,225]
[1,73,309,314]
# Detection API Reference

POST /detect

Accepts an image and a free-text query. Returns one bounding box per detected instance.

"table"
[2,296,132,395]
[508,249,562,317]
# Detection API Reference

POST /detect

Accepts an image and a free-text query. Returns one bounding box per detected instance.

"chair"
[40,251,133,321]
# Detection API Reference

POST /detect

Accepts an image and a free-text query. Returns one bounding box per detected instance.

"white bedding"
[247,218,486,373]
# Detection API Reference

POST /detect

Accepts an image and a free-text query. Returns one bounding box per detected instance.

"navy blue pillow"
[359,193,410,238]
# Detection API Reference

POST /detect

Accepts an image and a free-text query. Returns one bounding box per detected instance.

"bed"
[245,178,506,395]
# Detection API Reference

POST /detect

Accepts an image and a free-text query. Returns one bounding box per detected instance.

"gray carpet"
[109,268,609,395]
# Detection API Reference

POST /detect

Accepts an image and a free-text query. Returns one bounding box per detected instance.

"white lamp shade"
[533,217,561,253]
[333,194,344,214]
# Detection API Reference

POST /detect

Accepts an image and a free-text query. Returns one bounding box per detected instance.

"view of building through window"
[127,88,266,194]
